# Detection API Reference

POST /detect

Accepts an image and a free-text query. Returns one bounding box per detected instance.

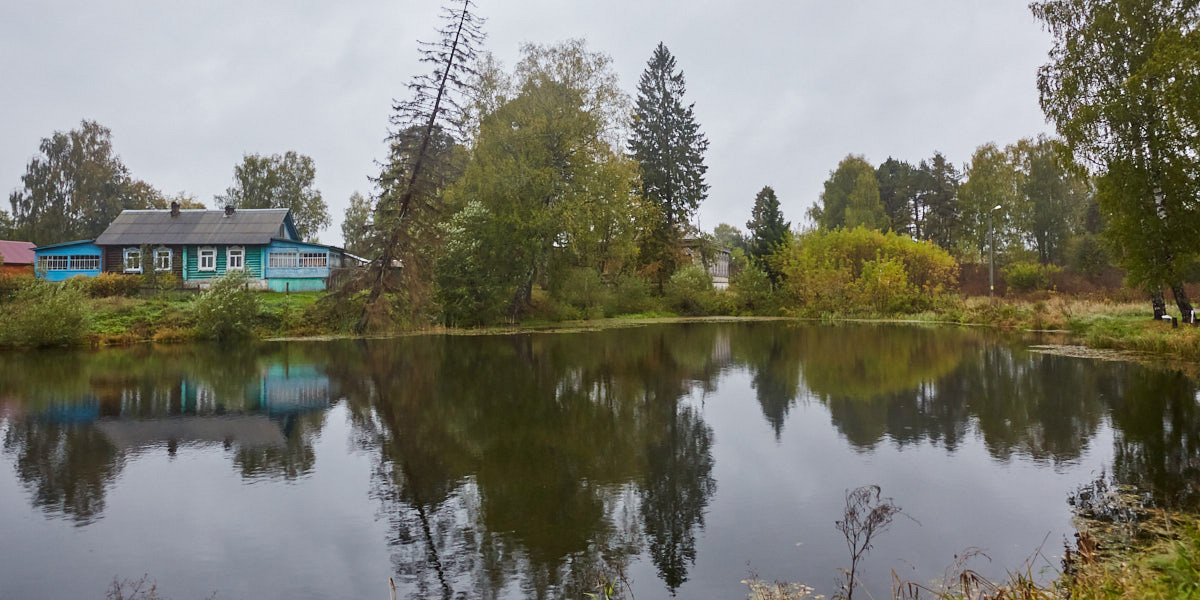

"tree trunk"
[508,266,534,322]
[1170,282,1194,322]
[1151,289,1167,320]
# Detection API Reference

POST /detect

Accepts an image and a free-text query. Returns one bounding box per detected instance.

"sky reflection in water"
[1,322,1197,600]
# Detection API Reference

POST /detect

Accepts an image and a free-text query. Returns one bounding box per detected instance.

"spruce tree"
[745,186,790,282]
[629,42,710,289]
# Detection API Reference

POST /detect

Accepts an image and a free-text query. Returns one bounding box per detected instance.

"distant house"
[683,238,732,290]
[34,204,355,290]
[0,240,36,275]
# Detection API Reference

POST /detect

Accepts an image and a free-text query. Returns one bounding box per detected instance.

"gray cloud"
[1,1,1054,244]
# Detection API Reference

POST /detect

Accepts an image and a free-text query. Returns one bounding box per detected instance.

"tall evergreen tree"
[629,42,710,289]
[745,186,790,283]
[746,186,790,259]
[362,0,484,329]
[875,158,915,234]
[912,152,961,249]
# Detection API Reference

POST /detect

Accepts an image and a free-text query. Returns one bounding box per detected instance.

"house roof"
[0,240,36,265]
[33,239,97,251]
[94,209,296,246]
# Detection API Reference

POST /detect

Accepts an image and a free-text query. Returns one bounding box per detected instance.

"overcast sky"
[1,1,1056,246]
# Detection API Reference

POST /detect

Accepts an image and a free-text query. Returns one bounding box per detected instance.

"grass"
[7,280,1200,364]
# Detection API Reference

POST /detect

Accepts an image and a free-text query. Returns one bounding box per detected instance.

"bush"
[1003,261,1061,293]
[0,281,91,347]
[773,227,958,315]
[0,273,36,303]
[850,256,912,313]
[192,271,262,341]
[731,259,776,314]
[552,267,613,319]
[85,273,142,298]
[609,273,654,315]
[666,264,723,315]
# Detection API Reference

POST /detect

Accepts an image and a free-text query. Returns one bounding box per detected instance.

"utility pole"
[989,204,1001,298]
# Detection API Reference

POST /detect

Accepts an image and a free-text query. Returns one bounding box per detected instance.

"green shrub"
[731,259,776,314]
[551,267,613,318]
[666,264,720,315]
[1003,261,1061,292]
[0,281,92,347]
[0,273,36,303]
[192,271,262,341]
[85,273,142,298]
[850,256,913,313]
[609,273,654,315]
[773,227,958,315]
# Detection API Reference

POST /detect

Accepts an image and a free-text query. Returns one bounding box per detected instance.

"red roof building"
[0,240,36,274]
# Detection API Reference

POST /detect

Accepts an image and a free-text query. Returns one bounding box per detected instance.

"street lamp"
[989,204,1002,298]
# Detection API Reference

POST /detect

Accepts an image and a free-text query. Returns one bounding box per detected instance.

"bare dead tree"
[359,0,484,331]
[835,485,905,600]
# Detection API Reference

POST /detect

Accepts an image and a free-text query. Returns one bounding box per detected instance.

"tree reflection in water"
[2,323,1200,595]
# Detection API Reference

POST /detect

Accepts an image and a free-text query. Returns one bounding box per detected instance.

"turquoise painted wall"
[267,278,326,292]
[183,245,264,279]
[34,242,103,281]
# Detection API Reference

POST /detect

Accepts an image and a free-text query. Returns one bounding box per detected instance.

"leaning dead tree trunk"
[358,0,483,332]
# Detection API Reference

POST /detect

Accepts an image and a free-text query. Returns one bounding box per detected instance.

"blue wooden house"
[34,204,357,291]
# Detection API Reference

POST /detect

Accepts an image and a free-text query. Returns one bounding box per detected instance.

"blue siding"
[264,240,331,280]
[34,242,103,281]
[267,278,326,292]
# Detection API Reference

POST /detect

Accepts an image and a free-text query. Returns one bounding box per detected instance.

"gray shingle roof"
[94,209,292,246]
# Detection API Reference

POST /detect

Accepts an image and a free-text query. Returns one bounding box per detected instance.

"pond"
[1,322,1198,599]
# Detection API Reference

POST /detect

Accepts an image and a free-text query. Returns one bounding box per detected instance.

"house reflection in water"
[9,359,335,497]
[88,363,334,455]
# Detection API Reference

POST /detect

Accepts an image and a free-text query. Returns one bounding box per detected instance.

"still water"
[1,322,1197,599]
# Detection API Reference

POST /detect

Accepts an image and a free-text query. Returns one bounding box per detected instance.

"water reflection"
[1,323,1200,597]
[0,346,334,524]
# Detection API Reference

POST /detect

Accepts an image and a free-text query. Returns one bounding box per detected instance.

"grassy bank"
[3,271,1199,365]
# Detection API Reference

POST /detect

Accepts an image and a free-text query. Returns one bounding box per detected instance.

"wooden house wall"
[102,245,184,278]
[183,245,264,280]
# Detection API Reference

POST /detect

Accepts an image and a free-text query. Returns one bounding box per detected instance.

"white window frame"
[154,247,173,272]
[39,255,70,271]
[198,246,217,272]
[268,249,298,269]
[226,246,245,271]
[298,251,327,268]
[123,248,142,273]
[70,255,100,271]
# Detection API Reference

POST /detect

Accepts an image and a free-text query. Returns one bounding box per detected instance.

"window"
[123,248,141,273]
[155,247,172,272]
[299,252,327,268]
[71,255,100,271]
[268,250,298,268]
[227,246,244,271]
[198,247,216,272]
[38,255,70,271]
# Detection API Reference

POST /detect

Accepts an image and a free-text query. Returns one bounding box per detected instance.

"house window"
[198,247,216,272]
[299,252,327,268]
[227,246,245,271]
[123,248,142,273]
[155,247,172,272]
[71,255,100,271]
[38,255,70,271]
[268,250,298,268]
